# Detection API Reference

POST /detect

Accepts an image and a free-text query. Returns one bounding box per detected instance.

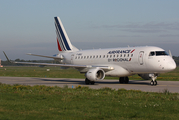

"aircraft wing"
[26,53,63,60]
[13,61,114,71]
[3,51,114,71]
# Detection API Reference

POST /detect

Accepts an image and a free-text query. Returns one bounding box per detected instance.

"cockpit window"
[149,51,155,56]
[156,51,168,56]
[149,51,168,56]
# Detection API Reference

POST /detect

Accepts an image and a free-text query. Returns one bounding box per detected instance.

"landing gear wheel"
[85,78,90,85]
[90,81,95,85]
[85,78,95,85]
[124,77,129,84]
[154,80,157,86]
[119,77,124,83]
[150,81,154,86]
[150,80,157,86]
[119,77,129,84]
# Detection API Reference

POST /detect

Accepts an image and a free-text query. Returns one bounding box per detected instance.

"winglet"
[3,51,12,63]
[169,50,172,57]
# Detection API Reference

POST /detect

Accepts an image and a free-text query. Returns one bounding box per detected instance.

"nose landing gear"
[149,74,158,86]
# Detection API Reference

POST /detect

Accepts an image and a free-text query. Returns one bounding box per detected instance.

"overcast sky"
[1,0,179,60]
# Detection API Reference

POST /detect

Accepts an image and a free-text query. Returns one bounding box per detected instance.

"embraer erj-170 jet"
[4,17,176,86]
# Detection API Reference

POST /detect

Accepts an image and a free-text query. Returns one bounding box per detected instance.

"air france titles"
[108,50,131,54]
[108,49,132,62]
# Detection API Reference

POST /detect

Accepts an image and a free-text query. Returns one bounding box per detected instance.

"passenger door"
[71,54,74,64]
[138,51,144,65]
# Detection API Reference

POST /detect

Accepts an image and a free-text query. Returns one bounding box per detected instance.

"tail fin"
[54,17,79,52]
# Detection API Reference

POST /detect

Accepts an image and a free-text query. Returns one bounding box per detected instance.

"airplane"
[3,16,176,86]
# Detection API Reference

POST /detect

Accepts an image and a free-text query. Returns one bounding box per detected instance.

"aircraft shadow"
[96,80,150,85]
[35,78,150,86]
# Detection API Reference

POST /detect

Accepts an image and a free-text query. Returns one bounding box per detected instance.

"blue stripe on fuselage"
[54,17,71,50]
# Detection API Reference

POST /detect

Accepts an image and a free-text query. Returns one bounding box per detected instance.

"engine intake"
[86,68,105,81]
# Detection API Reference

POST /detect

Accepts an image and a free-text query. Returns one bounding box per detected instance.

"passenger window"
[81,56,83,59]
[96,55,98,58]
[117,55,119,57]
[93,55,95,58]
[84,56,86,59]
[103,55,105,58]
[90,56,92,58]
[124,54,126,57]
[120,54,122,57]
[107,55,108,58]
[110,55,112,58]
[127,54,129,57]
[99,55,101,58]
[113,55,115,57]
[131,54,133,57]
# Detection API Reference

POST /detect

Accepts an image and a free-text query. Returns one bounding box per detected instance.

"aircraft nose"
[166,60,176,71]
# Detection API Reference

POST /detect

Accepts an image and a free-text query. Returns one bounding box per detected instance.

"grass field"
[0,83,179,120]
[0,66,178,81]
[0,66,179,119]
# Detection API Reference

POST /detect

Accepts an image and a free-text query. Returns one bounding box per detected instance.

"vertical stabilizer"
[54,17,79,52]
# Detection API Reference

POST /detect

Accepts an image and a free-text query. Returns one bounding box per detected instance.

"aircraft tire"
[119,77,124,84]
[124,77,129,83]
[85,78,90,85]
[154,80,157,86]
[90,81,95,85]
[150,81,154,86]
[119,77,129,84]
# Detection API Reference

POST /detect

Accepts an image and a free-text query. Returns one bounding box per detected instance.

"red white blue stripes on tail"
[54,17,73,52]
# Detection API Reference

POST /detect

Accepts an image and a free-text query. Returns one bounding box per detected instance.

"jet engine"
[86,68,105,81]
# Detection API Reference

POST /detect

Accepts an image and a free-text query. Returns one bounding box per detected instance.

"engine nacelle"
[138,74,151,80]
[86,68,105,81]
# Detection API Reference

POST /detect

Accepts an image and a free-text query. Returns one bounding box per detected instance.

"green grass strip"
[0,83,179,120]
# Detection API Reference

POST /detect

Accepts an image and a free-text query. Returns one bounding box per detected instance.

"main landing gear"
[119,77,129,84]
[149,74,158,86]
[85,78,95,85]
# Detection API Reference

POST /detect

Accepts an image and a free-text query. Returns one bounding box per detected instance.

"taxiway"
[0,77,179,93]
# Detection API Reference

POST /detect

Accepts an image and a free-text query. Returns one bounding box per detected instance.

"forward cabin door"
[138,51,144,65]
[71,54,74,64]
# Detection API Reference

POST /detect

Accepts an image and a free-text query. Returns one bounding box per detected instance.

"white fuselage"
[58,46,176,77]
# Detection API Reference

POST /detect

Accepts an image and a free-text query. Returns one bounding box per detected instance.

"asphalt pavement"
[0,77,179,93]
